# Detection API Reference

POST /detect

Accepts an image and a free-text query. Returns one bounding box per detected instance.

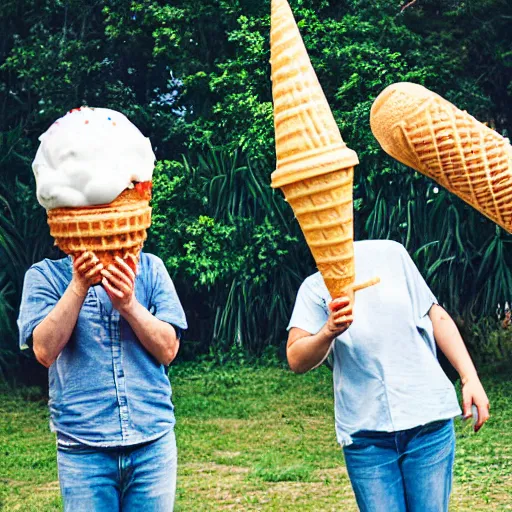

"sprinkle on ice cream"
[32,107,156,210]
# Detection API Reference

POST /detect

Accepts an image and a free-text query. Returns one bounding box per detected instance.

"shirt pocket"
[82,292,98,308]
[74,293,103,344]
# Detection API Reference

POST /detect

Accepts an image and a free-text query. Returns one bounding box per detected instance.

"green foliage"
[251,460,315,482]
[470,318,512,365]
[177,215,242,286]
[146,149,313,356]
[1,0,512,374]
[4,0,509,165]
[0,180,61,379]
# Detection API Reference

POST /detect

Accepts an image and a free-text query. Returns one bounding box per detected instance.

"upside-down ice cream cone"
[32,107,156,274]
[370,82,512,233]
[270,0,379,298]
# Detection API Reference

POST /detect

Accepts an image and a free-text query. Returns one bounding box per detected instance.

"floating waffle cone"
[47,183,152,273]
[371,82,512,233]
[270,0,379,298]
[278,170,381,298]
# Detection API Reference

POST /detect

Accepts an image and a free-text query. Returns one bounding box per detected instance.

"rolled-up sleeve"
[147,256,187,333]
[400,247,438,320]
[17,265,61,350]
[287,277,328,334]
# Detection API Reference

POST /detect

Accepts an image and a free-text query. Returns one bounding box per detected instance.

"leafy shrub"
[0,180,61,380]
[146,149,314,357]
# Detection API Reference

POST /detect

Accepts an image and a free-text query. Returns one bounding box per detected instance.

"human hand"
[101,255,138,313]
[462,377,490,432]
[323,295,353,338]
[70,252,103,297]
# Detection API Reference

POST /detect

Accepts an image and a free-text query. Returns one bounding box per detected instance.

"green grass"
[0,364,511,511]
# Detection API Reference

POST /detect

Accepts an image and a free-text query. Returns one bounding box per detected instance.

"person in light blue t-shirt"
[287,240,489,512]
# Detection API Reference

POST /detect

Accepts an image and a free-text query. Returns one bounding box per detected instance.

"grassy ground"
[0,363,511,511]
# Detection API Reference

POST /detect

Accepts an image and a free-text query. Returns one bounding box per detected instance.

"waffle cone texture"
[270,0,358,188]
[270,0,381,298]
[371,82,512,233]
[47,183,152,268]
[279,169,355,297]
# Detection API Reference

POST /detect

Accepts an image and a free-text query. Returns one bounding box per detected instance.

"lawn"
[0,363,511,511]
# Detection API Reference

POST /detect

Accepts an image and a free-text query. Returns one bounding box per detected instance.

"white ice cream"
[32,107,155,210]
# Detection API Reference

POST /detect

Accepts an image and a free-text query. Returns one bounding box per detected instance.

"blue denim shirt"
[288,240,461,446]
[17,252,187,447]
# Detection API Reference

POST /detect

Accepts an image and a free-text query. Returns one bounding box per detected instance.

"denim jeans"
[57,429,177,512]
[343,419,455,512]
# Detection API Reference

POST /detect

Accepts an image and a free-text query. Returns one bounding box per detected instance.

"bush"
[146,149,314,357]
[0,180,61,382]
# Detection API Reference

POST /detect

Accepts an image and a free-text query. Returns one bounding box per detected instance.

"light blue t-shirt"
[288,240,461,446]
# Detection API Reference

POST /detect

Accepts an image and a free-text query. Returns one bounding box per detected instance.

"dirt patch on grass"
[213,451,241,459]
[182,462,250,475]
[315,466,349,478]
[1,480,61,512]
[451,477,512,511]
[34,481,60,492]
[177,460,357,511]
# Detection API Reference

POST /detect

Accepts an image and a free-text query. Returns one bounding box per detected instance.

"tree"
[0,0,511,374]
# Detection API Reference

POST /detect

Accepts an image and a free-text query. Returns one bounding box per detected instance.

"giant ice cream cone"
[371,82,512,233]
[33,107,156,271]
[47,182,152,269]
[270,0,378,298]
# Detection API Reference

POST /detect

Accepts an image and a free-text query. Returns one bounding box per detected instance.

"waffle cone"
[371,82,512,233]
[47,184,152,269]
[270,0,358,189]
[280,168,355,297]
[270,0,378,298]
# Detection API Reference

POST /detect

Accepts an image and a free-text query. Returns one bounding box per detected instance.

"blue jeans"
[57,429,177,512]
[343,419,455,512]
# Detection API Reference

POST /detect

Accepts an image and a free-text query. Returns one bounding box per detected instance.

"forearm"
[121,300,179,365]
[32,287,85,368]
[287,326,337,374]
[430,305,478,383]
[430,304,490,429]
[287,296,352,373]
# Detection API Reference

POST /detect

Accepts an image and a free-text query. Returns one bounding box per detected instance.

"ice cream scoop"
[33,107,155,210]
[32,107,154,273]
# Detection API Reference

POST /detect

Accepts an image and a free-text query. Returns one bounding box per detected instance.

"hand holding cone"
[370,82,512,233]
[270,0,379,299]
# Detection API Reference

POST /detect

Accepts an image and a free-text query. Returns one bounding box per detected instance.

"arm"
[119,300,179,366]
[33,252,103,368]
[429,304,490,432]
[287,296,352,374]
[101,256,179,366]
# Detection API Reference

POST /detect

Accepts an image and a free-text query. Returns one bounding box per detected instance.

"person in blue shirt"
[18,250,187,512]
[287,239,490,512]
